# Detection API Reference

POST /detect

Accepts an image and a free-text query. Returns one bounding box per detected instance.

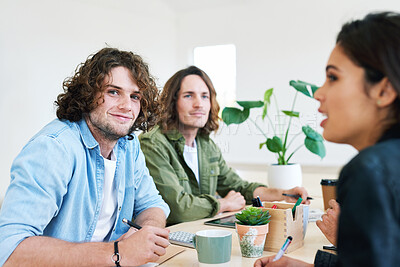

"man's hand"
[282,187,311,205]
[316,199,340,246]
[119,225,170,266]
[218,190,246,213]
[254,255,313,267]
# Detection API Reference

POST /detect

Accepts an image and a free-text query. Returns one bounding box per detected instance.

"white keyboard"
[169,231,195,248]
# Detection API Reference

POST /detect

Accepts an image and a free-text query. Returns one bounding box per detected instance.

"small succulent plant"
[235,206,271,226]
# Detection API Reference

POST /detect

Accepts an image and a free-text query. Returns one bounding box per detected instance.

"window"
[193,44,236,109]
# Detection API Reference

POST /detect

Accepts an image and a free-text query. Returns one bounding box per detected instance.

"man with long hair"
[139,66,310,225]
[0,48,170,266]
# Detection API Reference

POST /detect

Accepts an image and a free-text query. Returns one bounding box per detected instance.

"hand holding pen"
[253,236,296,267]
[282,193,313,200]
[282,186,312,204]
[117,218,170,266]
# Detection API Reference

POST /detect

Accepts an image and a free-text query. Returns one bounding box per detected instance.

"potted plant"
[222,80,326,189]
[235,206,271,257]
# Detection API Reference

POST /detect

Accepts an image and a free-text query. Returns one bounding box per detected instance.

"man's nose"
[118,95,132,111]
[193,95,203,107]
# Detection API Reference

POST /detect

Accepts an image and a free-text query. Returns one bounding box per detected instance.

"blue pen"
[273,236,293,262]
[257,196,263,207]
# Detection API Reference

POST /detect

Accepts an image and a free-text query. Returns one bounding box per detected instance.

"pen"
[122,218,142,230]
[273,236,293,262]
[257,196,263,207]
[292,197,302,217]
[282,193,313,200]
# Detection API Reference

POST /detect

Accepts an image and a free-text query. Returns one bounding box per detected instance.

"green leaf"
[237,101,264,109]
[264,88,273,104]
[259,142,266,149]
[282,110,299,118]
[262,88,273,120]
[266,136,283,153]
[289,80,319,98]
[235,206,271,225]
[304,137,326,159]
[222,107,250,125]
[302,125,323,141]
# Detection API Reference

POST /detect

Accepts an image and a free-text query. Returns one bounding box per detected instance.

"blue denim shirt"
[0,119,170,265]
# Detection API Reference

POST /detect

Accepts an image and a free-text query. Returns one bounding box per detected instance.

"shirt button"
[119,206,121,211]
[113,228,116,232]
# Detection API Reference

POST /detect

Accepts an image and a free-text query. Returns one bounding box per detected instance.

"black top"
[315,125,400,267]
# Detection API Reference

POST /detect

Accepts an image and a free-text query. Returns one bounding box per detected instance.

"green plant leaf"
[235,206,271,225]
[266,136,283,152]
[289,80,319,98]
[264,88,273,104]
[282,110,300,117]
[237,101,264,109]
[259,142,266,149]
[302,125,323,141]
[262,88,273,120]
[304,137,326,159]
[222,107,250,125]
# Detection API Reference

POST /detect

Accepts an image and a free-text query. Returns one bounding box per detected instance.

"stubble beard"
[87,114,134,142]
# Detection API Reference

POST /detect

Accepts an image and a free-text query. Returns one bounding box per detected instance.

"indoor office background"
[1,0,400,203]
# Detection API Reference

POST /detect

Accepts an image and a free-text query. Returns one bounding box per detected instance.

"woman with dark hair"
[254,11,400,267]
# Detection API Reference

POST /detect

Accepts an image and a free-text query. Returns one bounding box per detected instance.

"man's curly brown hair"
[159,66,220,135]
[55,47,159,134]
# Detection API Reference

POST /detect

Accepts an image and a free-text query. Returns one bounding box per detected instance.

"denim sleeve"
[0,135,72,265]
[132,139,170,219]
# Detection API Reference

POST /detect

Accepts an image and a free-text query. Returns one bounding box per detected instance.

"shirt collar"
[162,126,210,142]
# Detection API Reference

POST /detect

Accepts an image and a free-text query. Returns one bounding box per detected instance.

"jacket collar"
[378,123,400,143]
[163,126,210,143]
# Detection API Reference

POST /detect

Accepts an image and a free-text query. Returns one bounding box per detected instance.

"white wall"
[2,0,400,201]
[0,0,179,200]
[175,0,400,167]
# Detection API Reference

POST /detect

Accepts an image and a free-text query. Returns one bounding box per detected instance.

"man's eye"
[183,94,192,98]
[108,90,118,95]
[202,95,210,99]
[131,94,141,100]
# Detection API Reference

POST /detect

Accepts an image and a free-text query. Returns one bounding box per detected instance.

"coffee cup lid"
[320,179,338,186]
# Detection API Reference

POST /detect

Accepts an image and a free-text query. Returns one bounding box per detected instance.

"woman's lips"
[320,118,327,127]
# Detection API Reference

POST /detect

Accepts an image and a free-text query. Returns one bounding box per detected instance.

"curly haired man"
[0,48,170,266]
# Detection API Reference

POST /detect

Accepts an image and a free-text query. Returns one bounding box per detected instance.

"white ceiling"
[165,0,256,13]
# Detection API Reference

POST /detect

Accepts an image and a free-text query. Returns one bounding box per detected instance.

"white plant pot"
[267,163,302,189]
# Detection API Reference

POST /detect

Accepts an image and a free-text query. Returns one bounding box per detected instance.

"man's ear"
[374,78,398,108]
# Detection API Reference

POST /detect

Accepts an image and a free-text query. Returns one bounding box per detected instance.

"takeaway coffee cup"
[320,179,338,210]
[194,229,232,266]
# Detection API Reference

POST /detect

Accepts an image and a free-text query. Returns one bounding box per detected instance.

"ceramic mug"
[194,229,232,265]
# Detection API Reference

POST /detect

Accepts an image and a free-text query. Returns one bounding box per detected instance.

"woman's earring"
[377,99,382,106]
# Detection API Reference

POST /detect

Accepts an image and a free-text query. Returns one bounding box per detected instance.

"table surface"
[162,166,339,266]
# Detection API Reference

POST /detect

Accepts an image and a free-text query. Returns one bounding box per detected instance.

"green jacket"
[139,126,266,225]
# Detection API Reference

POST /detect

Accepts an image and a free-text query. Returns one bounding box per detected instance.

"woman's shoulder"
[340,138,400,192]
